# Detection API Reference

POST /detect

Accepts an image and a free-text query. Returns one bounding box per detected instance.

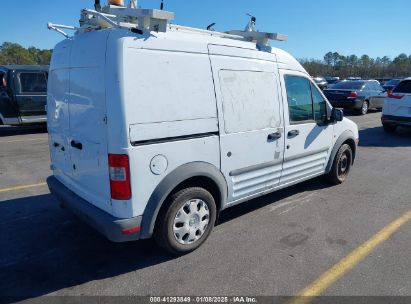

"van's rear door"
[66,33,111,213]
[48,40,73,183]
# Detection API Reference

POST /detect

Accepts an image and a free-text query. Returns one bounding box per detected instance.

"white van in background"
[47,3,359,254]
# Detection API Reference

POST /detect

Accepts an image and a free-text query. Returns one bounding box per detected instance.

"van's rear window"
[330,81,365,90]
[18,72,48,94]
[393,80,411,94]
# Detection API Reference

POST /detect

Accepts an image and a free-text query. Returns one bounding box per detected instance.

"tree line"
[0,42,52,65]
[1,42,411,80]
[301,52,411,79]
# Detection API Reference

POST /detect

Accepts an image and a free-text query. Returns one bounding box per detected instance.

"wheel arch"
[325,130,357,174]
[140,162,228,239]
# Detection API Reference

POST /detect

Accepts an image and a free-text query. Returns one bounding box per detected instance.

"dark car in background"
[325,76,340,86]
[0,65,48,126]
[313,77,328,90]
[382,79,402,94]
[324,80,386,115]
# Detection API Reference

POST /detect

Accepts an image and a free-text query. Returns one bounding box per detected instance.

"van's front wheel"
[326,144,353,185]
[154,187,217,255]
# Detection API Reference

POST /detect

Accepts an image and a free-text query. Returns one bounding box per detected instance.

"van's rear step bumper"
[47,176,142,242]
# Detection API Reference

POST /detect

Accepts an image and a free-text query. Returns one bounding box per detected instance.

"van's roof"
[0,65,49,71]
[105,27,305,73]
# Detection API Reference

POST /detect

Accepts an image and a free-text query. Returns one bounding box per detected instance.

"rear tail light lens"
[108,154,131,200]
[388,92,405,100]
[347,91,358,99]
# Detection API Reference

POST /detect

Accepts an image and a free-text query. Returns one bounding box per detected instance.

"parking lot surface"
[0,112,410,301]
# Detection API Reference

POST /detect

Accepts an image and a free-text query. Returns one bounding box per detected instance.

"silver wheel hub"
[173,199,210,245]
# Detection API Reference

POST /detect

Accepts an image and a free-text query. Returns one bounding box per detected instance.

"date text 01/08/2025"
[149,297,258,303]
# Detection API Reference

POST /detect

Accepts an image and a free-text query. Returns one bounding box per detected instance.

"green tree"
[302,51,410,79]
[324,52,333,66]
[0,42,52,65]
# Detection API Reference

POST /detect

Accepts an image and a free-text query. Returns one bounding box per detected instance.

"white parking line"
[269,193,315,213]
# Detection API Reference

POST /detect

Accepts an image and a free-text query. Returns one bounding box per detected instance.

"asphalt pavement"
[0,111,410,302]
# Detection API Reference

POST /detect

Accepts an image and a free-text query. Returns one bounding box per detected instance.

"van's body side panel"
[106,31,220,218]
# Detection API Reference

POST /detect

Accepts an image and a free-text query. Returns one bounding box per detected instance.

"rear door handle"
[71,140,83,150]
[288,130,300,138]
[267,132,282,142]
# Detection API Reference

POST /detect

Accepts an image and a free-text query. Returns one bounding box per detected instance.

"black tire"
[383,123,397,133]
[154,187,217,255]
[326,144,353,185]
[359,101,369,115]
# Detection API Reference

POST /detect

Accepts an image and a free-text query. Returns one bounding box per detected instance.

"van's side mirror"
[330,108,344,123]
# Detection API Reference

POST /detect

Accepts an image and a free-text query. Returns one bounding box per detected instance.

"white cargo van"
[47,2,359,254]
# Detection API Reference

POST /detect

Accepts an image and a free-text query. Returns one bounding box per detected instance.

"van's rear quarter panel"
[128,137,221,217]
[104,34,221,217]
[121,39,217,126]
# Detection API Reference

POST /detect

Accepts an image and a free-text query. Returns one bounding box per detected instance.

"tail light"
[347,91,358,99]
[388,92,405,100]
[108,154,131,200]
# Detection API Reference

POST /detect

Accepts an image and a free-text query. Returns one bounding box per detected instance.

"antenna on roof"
[128,0,137,9]
[94,0,102,12]
[207,23,216,31]
[245,13,256,32]
[160,0,164,10]
[227,12,288,46]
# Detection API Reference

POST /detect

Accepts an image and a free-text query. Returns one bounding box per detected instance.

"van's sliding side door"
[208,45,285,204]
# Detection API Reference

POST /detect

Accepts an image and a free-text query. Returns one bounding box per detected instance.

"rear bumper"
[329,100,363,110]
[381,115,411,127]
[47,176,142,242]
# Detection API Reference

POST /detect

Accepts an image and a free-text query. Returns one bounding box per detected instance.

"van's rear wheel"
[326,144,353,185]
[154,187,217,255]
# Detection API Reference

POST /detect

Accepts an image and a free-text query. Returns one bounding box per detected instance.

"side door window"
[311,83,327,123]
[285,76,314,124]
[17,72,47,94]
